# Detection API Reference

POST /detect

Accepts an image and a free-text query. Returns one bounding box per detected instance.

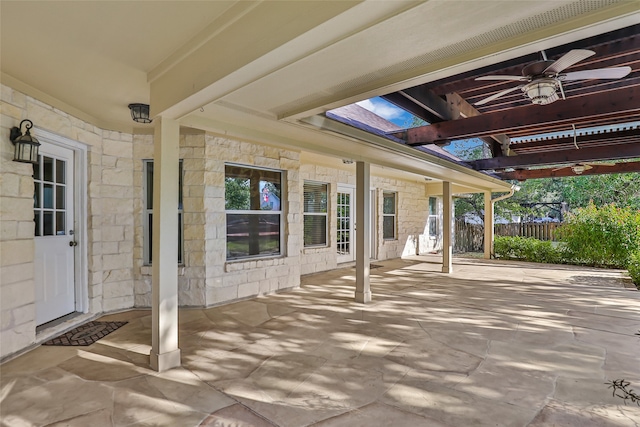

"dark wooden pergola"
[384,24,640,180]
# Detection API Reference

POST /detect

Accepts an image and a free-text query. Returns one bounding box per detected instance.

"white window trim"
[303,180,329,248]
[224,163,285,261]
[143,159,184,265]
[383,191,397,241]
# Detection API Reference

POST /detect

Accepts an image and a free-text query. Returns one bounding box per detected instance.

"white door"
[337,185,355,263]
[34,144,76,325]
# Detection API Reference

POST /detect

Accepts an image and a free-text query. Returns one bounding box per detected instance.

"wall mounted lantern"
[128,103,152,123]
[9,119,40,164]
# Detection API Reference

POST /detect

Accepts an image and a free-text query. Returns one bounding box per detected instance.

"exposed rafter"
[468,142,640,170]
[392,86,640,145]
[444,92,512,156]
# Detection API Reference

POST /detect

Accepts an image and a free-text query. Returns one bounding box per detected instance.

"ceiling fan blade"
[562,66,632,81]
[543,49,595,74]
[474,85,522,106]
[476,75,528,82]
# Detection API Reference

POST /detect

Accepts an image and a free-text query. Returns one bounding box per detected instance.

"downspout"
[492,184,520,204]
[488,184,521,258]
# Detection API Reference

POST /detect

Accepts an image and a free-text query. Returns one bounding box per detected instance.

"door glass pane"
[56,212,65,235]
[43,156,54,182]
[56,159,65,184]
[43,212,54,236]
[34,211,41,236]
[337,192,351,255]
[34,182,41,208]
[43,184,54,208]
[56,185,65,209]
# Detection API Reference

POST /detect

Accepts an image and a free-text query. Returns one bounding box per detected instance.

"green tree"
[447,139,533,223]
[509,172,640,217]
[224,177,250,210]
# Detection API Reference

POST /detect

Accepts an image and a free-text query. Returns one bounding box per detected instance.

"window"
[383,191,396,240]
[428,196,438,237]
[225,164,283,260]
[303,181,328,247]
[143,160,183,265]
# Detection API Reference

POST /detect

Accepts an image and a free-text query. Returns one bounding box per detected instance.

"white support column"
[355,161,371,303]
[484,191,494,260]
[442,181,453,273]
[150,117,181,372]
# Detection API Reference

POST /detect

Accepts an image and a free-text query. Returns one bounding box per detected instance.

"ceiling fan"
[551,162,616,175]
[474,49,631,106]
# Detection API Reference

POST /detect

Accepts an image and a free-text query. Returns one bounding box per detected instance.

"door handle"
[69,241,78,247]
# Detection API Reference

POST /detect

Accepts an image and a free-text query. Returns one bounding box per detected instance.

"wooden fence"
[495,222,560,241]
[454,221,484,253]
[454,220,561,253]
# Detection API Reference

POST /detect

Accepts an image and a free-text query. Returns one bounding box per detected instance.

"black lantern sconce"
[128,103,152,124]
[9,119,40,164]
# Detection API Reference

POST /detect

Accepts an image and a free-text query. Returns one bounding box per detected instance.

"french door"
[337,185,354,263]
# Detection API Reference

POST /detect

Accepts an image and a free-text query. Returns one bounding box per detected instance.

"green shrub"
[494,236,563,264]
[556,203,640,268]
[627,252,640,287]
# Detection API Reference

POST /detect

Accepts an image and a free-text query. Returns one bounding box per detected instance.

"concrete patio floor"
[2,255,640,426]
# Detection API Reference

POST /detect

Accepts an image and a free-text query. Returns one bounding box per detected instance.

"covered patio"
[2,256,639,426]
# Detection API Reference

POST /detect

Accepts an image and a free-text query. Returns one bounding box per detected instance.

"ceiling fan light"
[571,165,586,174]
[523,79,559,105]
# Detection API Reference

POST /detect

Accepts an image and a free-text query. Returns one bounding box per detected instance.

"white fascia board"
[300,114,511,192]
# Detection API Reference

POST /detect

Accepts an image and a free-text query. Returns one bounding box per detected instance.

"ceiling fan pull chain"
[572,124,579,149]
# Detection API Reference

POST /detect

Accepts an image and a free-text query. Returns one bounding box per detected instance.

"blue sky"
[356,96,414,127]
[356,96,482,158]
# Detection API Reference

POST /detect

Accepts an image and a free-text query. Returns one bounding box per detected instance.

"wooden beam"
[468,142,640,170]
[445,92,513,156]
[497,161,640,180]
[400,87,451,121]
[393,86,640,145]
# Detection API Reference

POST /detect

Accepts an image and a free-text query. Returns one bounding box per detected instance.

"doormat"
[43,321,128,346]
[370,264,383,269]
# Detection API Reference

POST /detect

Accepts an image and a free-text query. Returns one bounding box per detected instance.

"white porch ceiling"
[2,0,638,190]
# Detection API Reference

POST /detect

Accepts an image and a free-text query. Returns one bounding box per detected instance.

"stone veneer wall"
[133,133,209,307]
[299,163,435,275]
[373,176,430,260]
[0,84,135,358]
[203,136,302,305]
[1,83,441,358]
[133,134,302,308]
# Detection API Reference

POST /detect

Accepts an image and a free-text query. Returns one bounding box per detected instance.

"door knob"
[69,241,78,247]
